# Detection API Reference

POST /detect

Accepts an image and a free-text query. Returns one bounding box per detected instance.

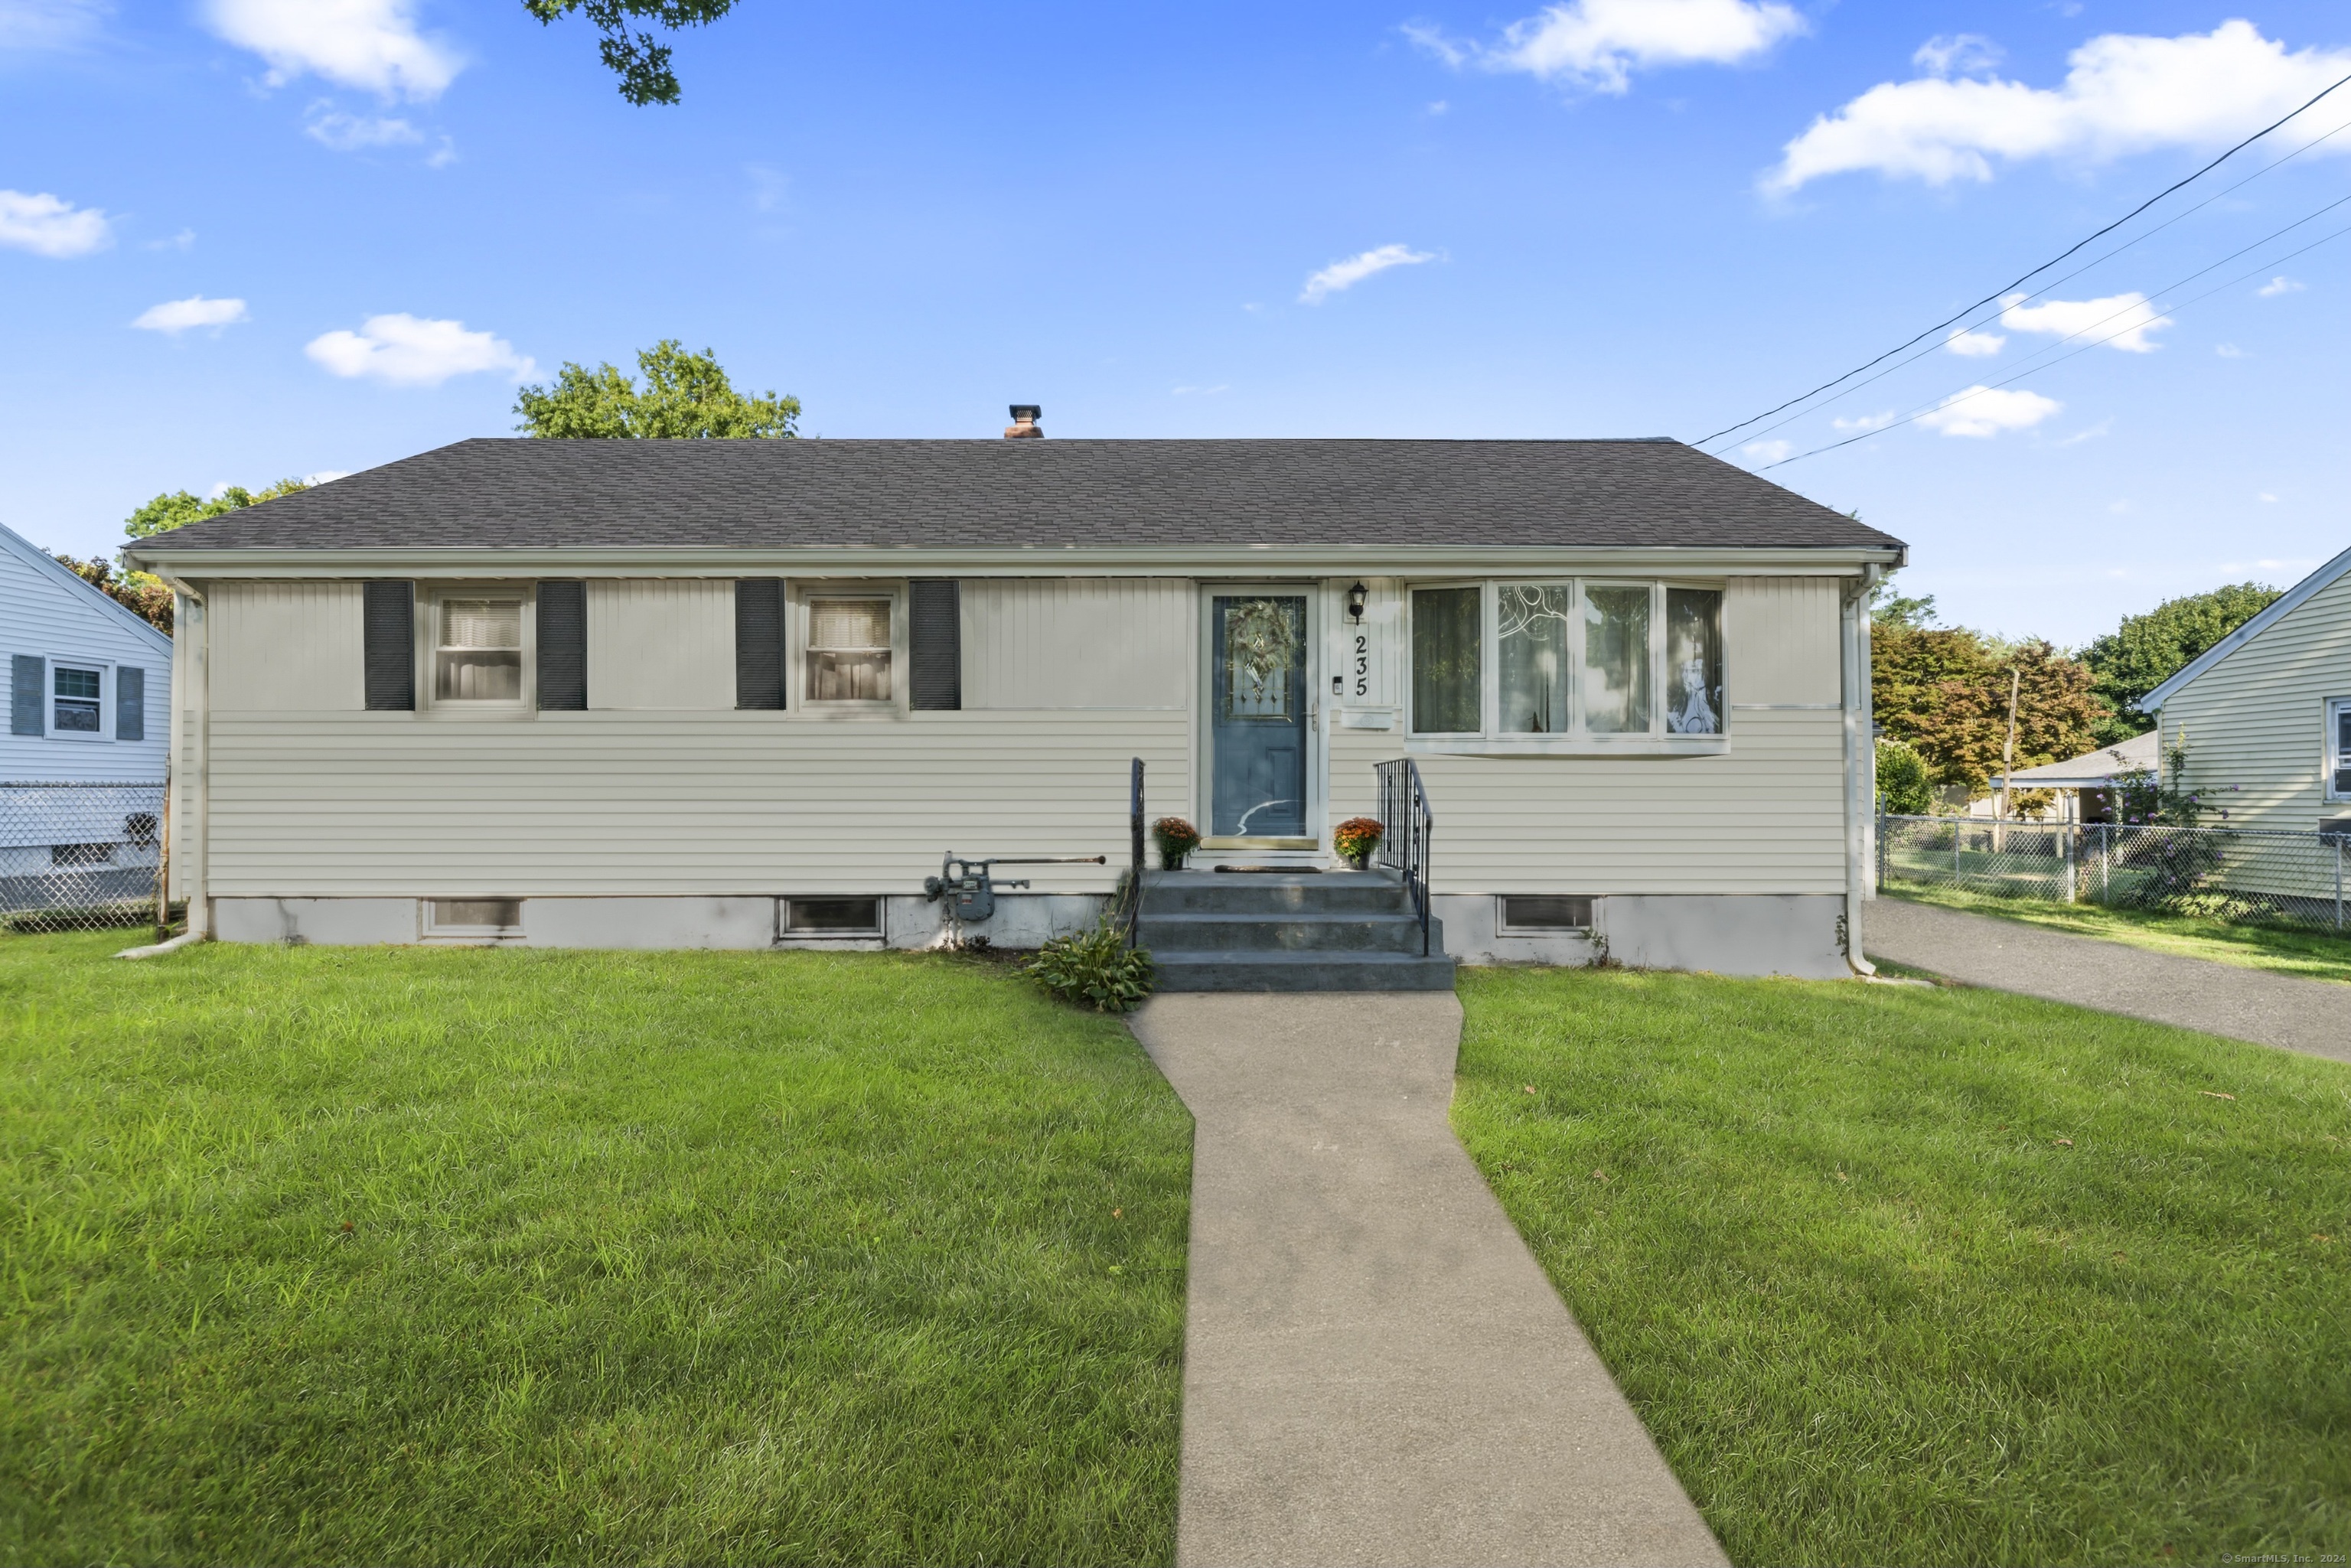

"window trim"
[46,656,112,742]
[1495,894,1596,935]
[791,582,908,715]
[1405,578,1727,756]
[2328,696,2351,802]
[420,585,536,718]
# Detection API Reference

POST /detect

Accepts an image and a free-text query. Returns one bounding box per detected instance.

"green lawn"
[1453,967,2351,1568]
[1,933,1191,1566]
[1884,882,2351,986]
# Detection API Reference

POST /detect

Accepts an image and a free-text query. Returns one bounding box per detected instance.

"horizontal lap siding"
[203,710,1190,896]
[2161,572,2351,832]
[1329,709,1846,895]
[210,582,364,711]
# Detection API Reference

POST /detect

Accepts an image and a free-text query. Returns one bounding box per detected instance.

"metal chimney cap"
[1008,404,1041,422]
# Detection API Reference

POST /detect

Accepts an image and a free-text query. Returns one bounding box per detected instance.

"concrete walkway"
[1129,993,1726,1568]
[1868,898,2351,1066]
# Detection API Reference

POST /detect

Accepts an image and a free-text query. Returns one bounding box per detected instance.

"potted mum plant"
[1153,816,1202,869]
[1332,816,1384,870]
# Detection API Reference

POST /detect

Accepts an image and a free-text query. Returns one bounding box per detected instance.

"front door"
[1208,592,1310,840]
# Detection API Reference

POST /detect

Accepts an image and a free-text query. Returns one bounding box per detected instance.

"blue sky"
[2,0,2345,647]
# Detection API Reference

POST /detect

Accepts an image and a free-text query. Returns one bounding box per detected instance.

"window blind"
[536,581,586,710]
[363,581,416,712]
[908,579,961,711]
[735,579,785,709]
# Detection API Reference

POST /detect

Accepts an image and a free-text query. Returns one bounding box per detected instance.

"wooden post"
[1995,667,2020,853]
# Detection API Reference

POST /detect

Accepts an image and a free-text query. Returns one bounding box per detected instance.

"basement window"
[427,898,523,937]
[1497,895,1594,934]
[783,897,884,937]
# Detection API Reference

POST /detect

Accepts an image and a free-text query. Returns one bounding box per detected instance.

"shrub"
[1876,738,1932,816]
[1025,921,1156,1013]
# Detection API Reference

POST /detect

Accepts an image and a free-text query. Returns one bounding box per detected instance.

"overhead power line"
[1693,65,2351,450]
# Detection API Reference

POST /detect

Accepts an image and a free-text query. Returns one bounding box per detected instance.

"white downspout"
[162,579,210,940]
[1841,565,1883,976]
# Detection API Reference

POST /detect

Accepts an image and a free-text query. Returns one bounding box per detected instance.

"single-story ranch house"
[125,425,1906,978]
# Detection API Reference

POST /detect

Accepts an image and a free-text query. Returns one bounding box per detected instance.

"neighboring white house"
[2,520,172,779]
[1980,729,2158,822]
[2141,543,2351,839]
[126,430,1907,977]
[1,519,174,909]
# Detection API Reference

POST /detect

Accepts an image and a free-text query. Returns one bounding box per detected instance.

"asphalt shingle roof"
[131,437,1906,554]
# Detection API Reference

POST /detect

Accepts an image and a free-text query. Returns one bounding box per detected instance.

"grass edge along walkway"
[1884,882,2351,986]
[1,934,1192,1567]
[1452,966,2351,1567]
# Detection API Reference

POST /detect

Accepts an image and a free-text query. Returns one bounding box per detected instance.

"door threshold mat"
[1211,864,1324,874]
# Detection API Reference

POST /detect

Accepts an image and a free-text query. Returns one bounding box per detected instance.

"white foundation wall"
[1433,892,1846,977]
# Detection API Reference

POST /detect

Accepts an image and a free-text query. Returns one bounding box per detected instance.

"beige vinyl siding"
[587,579,734,709]
[1726,576,1840,706]
[2160,568,2351,836]
[201,710,1191,897]
[207,582,364,711]
[1330,708,1846,895]
[963,579,1192,709]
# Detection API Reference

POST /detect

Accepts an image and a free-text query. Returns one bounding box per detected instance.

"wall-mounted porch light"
[1345,582,1368,623]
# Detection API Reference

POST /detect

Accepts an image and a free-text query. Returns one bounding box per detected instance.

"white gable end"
[0,521,174,782]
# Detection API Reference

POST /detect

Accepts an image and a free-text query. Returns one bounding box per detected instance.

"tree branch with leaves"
[523,0,741,105]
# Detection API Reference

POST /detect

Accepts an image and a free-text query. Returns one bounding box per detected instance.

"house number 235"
[1352,634,1369,697]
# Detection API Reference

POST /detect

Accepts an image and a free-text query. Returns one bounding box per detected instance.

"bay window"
[1411,581,1724,748]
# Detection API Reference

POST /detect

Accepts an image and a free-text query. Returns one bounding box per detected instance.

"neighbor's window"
[435,597,525,704]
[807,598,894,703]
[2331,697,2351,798]
[51,664,103,734]
[1410,582,1724,742]
[1411,586,1481,734]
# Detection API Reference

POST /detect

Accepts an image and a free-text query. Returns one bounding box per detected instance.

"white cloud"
[147,227,196,251]
[205,0,461,101]
[1172,383,1230,396]
[0,0,108,51]
[1945,326,2006,356]
[303,105,422,149]
[1999,290,2170,351]
[2257,275,2304,296]
[1767,21,2351,192]
[1917,384,2062,438]
[1299,243,1434,304]
[1831,410,1895,432]
[1741,438,1792,461]
[305,313,533,386]
[0,189,110,257]
[2215,342,2246,357]
[1409,0,1804,94]
[132,295,249,334]
[2258,491,2278,502]
[1912,34,2001,79]
[303,469,352,485]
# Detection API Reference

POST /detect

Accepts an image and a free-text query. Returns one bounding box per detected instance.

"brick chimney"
[1003,403,1042,438]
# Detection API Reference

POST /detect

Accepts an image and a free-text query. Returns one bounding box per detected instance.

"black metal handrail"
[1123,756,1146,946]
[1373,758,1433,956]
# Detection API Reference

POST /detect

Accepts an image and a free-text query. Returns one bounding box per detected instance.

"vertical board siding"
[1726,576,1841,706]
[211,582,366,711]
[587,579,735,709]
[202,709,1192,896]
[963,579,1192,709]
[2162,570,2351,833]
[1328,709,1847,895]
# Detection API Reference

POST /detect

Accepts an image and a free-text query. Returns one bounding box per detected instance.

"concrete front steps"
[1140,869,1456,992]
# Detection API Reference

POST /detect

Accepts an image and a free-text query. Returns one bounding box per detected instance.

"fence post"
[2337,838,2344,931]
[2062,823,2075,905]
[1877,812,1886,892]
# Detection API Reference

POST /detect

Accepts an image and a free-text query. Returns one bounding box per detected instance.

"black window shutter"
[536,581,587,710]
[364,581,416,712]
[908,579,961,712]
[116,666,145,741]
[10,654,41,735]
[735,579,786,709]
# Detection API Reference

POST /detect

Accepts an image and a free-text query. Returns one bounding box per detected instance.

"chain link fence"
[1879,813,2349,932]
[1,782,168,934]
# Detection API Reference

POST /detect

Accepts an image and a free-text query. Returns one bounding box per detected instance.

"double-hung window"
[431,592,530,710]
[2330,696,2351,800]
[805,595,895,705]
[1410,581,1723,749]
[51,663,104,735]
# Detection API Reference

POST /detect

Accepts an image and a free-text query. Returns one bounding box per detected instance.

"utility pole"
[1997,667,2020,850]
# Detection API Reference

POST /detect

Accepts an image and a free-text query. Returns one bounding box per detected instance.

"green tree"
[514,341,799,439]
[125,478,310,540]
[54,555,174,634]
[1868,569,1939,630]
[2079,582,2281,745]
[523,0,740,105]
[1873,625,2102,797]
[1874,738,1932,815]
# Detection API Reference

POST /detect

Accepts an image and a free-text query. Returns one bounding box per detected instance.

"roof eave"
[2140,540,2351,712]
